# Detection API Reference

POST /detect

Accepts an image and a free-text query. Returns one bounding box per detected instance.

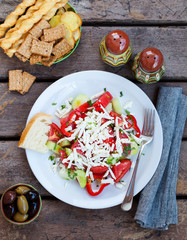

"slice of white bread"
[18,112,53,153]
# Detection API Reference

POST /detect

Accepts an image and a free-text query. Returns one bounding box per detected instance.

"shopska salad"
[46,90,141,196]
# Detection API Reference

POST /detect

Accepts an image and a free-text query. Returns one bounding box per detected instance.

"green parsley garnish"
[87,100,92,106]
[61,105,66,110]
[68,169,77,179]
[104,88,107,92]
[52,103,57,105]
[53,143,57,150]
[110,123,114,129]
[119,129,124,134]
[124,144,135,155]
[69,101,72,105]
[66,121,70,126]
[49,156,55,161]
[125,109,132,120]
[120,91,123,97]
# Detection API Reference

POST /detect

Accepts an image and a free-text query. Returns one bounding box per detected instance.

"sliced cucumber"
[107,155,124,165]
[59,166,76,180]
[105,102,112,113]
[65,148,73,156]
[75,170,87,188]
[59,139,71,147]
[112,98,122,115]
[59,166,70,180]
[46,141,62,154]
[72,94,89,110]
[129,140,139,156]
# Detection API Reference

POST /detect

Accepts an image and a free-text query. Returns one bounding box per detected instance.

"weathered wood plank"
[0,198,186,240]
[0,140,186,195]
[0,82,186,138]
[0,0,186,24]
[0,26,186,80]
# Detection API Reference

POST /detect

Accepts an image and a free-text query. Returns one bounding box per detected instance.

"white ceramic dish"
[26,70,163,209]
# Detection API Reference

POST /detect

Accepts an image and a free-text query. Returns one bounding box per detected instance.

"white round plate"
[26,70,163,209]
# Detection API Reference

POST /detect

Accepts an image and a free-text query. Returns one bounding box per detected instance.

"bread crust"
[18,112,53,148]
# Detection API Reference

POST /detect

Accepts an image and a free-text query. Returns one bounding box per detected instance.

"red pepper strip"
[68,110,77,123]
[75,102,90,113]
[93,91,113,110]
[126,115,141,137]
[61,121,73,137]
[86,177,110,196]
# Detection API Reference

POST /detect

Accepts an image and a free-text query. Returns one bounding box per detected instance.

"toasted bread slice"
[18,113,53,153]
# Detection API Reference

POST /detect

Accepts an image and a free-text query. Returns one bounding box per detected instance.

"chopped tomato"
[90,166,108,174]
[71,141,84,155]
[48,123,63,141]
[93,91,113,109]
[112,159,132,183]
[59,149,76,170]
[59,149,67,160]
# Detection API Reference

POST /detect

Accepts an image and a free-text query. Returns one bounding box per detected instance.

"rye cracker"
[15,52,28,62]
[30,54,42,65]
[52,39,72,58]
[29,19,51,39]
[20,71,36,94]
[31,39,53,57]
[17,34,33,59]
[43,25,65,42]
[9,70,23,91]
[41,55,57,67]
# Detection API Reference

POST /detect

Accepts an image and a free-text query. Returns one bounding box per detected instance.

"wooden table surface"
[0,1,187,239]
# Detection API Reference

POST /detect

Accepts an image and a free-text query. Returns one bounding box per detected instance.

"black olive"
[3,191,17,205]
[28,201,39,218]
[26,190,39,202]
[4,203,16,219]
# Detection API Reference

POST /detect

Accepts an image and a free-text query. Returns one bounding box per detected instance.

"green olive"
[13,212,28,222]
[15,186,30,195]
[17,195,29,214]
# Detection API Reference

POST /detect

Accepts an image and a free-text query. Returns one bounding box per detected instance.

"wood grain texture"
[0,82,186,138]
[0,0,186,24]
[0,140,186,195]
[0,26,186,80]
[0,198,186,240]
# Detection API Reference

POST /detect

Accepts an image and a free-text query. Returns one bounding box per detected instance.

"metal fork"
[121,109,155,211]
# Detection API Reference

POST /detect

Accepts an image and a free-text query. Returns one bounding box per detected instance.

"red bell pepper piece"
[61,120,73,137]
[75,102,90,113]
[126,115,141,137]
[93,91,113,109]
[86,177,109,196]
[112,159,132,183]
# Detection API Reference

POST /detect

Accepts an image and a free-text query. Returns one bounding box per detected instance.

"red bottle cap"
[139,47,164,73]
[105,30,129,55]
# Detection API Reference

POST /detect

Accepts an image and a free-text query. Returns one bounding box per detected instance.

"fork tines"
[143,109,155,136]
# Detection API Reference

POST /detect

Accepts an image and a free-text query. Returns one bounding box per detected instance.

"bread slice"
[18,113,53,153]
